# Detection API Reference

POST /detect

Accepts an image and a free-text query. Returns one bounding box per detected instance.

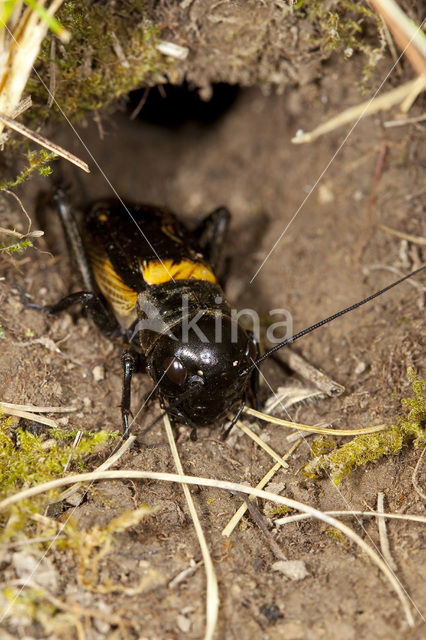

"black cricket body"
[33,190,424,440]
[47,191,256,438]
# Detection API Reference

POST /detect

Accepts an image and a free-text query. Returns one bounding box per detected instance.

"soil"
[1,52,425,640]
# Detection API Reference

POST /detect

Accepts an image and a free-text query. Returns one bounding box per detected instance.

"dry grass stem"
[222,439,302,537]
[292,77,426,145]
[0,405,57,427]
[378,223,426,246]
[0,401,78,413]
[11,96,32,119]
[0,112,90,172]
[367,265,426,291]
[245,407,387,436]
[235,420,289,469]
[168,561,202,589]
[274,511,426,526]
[163,414,219,640]
[412,446,426,501]
[384,112,426,128]
[0,0,67,138]
[0,469,415,627]
[368,0,426,75]
[377,492,398,571]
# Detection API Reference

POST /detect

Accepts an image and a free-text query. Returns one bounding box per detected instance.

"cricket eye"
[163,356,188,386]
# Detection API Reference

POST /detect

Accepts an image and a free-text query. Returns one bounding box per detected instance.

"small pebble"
[177,614,191,633]
[354,361,367,375]
[92,365,105,382]
[272,560,309,580]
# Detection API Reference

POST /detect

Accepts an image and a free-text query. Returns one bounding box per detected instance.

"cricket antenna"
[242,265,425,374]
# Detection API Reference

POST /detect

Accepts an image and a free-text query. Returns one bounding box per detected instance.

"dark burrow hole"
[128,82,239,127]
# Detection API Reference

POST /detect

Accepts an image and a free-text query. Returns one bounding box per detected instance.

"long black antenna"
[243,265,425,374]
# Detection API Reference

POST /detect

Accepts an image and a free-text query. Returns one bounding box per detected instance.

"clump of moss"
[295,0,385,80]
[0,414,118,539]
[325,527,347,544]
[310,435,336,458]
[0,149,57,190]
[263,504,292,518]
[26,0,169,122]
[0,238,33,254]
[304,369,426,485]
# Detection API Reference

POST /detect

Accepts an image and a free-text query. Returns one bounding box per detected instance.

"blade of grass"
[245,407,387,436]
[163,415,219,640]
[23,0,70,43]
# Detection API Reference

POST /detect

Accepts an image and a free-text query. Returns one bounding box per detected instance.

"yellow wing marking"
[90,248,138,317]
[142,259,216,285]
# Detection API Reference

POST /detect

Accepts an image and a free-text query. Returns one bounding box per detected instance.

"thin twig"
[0,112,90,173]
[1,189,32,232]
[378,223,426,246]
[412,446,426,501]
[63,430,83,473]
[130,87,149,120]
[163,415,219,640]
[239,492,287,561]
[11,97,33,119]
[377,492,398,571]
[367,265,426,291]
[384,112,426,128]
[274,349,345,396]
[168,560,202,589]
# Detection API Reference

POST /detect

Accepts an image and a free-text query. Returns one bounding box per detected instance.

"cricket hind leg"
[24,188,122,337]
[52,188,96,292]
[194,207,231,275]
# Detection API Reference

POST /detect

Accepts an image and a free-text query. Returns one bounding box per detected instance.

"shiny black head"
[147,314,256,427]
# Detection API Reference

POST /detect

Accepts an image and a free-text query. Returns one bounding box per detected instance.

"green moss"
[296,0,385,80]
[304,369,426,485]
[310,435,336,457]
[26,0,169,122]
[0,412,118,538]
[325,527,347,544]
[0,238,33,254]
[264,504,292,517]
[0,148,57,189]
